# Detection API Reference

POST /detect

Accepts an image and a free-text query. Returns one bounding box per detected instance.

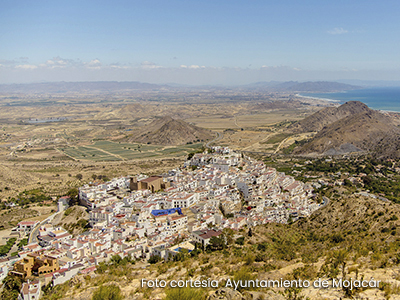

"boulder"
[207,288,245,300]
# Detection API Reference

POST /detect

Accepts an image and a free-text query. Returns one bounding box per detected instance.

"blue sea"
[300,87,400,112]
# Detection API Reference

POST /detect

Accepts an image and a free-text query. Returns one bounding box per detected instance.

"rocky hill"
[296,191,400,240]
[127,116,213,145]
[295,106,400,157]
[289,101,371,133]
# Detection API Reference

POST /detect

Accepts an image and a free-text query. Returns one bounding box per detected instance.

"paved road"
[206,132,223,148]
[322,196,330,208]
[28,211,59,244]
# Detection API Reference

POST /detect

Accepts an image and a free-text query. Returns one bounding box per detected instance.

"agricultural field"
[58,141,204,162]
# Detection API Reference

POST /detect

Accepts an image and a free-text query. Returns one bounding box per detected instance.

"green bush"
[64,207,73,216]
[233,267,257,292]
[18,238,28,248]
[0,238,17,256]
[92,284,123,300]
[165,287,206,300]
[148,255,162,264]
[235,237,245,245]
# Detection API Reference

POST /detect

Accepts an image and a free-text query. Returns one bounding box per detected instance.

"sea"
[300,87,400,112]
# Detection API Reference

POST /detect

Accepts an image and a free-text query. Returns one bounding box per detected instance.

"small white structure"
[58,196,70,212]
[18,279,40,300]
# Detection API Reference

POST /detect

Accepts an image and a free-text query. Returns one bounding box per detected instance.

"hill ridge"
[294,103,400,158]
[289,101,371,133]
[127,116,213,145]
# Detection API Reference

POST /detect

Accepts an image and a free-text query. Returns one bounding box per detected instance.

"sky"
[1,0,400,85]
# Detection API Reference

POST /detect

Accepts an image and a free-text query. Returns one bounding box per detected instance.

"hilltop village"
[1,147,321,299]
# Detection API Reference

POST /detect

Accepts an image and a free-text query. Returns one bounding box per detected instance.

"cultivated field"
[59,141,204,162]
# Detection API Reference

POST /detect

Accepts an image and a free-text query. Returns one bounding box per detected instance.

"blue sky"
[1,0,400,85]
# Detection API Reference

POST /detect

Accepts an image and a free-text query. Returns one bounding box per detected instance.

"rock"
[207,288,286,300]
[207,288,245,300]
[243,290,285,300]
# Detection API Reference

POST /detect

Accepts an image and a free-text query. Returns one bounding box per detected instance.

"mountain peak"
[127,116,213,145]
[290,101,372,133]
[293,102,400,157]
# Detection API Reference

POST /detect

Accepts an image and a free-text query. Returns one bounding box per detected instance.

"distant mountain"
[337,79,400,87]
[274,81,361,92]
[127,116,213,145]
[245,81,361,93]
[0,81,165,93]
[294,101,400,158]
[289,101,371,133]
[0,80,362,94]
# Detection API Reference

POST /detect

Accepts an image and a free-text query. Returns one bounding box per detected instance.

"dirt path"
[274,136,291,154]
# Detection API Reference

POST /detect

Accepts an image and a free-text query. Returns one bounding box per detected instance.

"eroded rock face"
[207,288,245,300]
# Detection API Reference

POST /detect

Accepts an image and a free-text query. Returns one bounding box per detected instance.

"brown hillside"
[289,101,370,133]
[296,192,400,244]
[296,108,400,156]
[53,206,89,235]
[116,103,145,119]
[127,116,213,145]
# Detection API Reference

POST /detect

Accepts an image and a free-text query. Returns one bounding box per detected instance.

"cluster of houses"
[2,146,322,299]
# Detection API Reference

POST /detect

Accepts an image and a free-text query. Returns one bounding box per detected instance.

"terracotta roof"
[140,176,162,183]
[199,229,222,239]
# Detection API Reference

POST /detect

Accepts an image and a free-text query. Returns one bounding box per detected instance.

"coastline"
[296,93,400,113]
[296,93,342,103]
[297,88,400,113]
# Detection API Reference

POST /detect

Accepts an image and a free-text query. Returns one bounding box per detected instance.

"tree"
[75,174,83,180]
[173,248,189,261]
[66,188,78,199]
[190,248,202,257]
[208,236,226,251]
[148,255,161,264]
[1,275,22,300]
[110,254,122,265]
[235,237,245,245]
[248,228,253,237]
[222,228,234,245]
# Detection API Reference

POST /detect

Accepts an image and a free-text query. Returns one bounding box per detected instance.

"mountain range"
[0,80,361,94]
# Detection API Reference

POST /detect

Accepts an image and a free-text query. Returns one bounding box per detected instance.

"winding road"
[206,132,223,148]
[28,211,59,244]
